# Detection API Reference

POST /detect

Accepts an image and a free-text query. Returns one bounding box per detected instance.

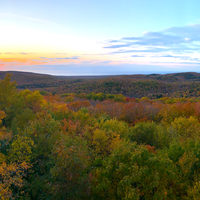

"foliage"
[93,141,177,199]
[0,73,17,112]
[3,73,200,199]
[50,135,91,200]
[127,121,170,149]
[0,162,31,199]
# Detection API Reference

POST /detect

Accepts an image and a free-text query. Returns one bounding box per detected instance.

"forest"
[4,71,200,99]
[2,73,200,199]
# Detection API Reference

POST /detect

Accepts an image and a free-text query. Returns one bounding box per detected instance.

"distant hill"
[114,72,200,82]
[0,71,116,84]
[2,71,200,84]
[2,71,200,98]
[0,71,55,85]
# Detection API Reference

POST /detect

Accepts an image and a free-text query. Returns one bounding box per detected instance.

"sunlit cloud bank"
[104,24,200,65]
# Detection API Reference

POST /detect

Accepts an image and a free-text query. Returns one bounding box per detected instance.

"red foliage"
[145,145,156,154]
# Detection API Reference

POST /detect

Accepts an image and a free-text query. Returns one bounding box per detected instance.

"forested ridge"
[2,73,200,199]
[3,71,200,98]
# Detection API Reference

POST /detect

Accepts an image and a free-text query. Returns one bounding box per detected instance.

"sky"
[1,0,200,75]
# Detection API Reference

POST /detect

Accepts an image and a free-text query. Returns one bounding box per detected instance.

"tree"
[0,73,17,112]
[93,141,177,199]
[170,116,200,139]
[127,121,170,149]
[50,135,91,200]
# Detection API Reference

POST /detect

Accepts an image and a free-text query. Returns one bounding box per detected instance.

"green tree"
[50,135,91,200]
[93,141,177,199]
[0,73,17,112]
[128,122,170,149]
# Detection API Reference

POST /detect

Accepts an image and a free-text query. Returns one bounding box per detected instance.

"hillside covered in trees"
[2,73,200,199]
[2,71,200,98]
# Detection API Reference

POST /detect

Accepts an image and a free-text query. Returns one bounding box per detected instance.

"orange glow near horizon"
[0,51,125,67]
[0,52,191,69]
[0,52,82,67]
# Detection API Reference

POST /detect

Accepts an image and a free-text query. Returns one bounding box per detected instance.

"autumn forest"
[2,72,200,199]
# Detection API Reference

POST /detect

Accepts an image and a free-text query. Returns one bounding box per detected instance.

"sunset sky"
[1,0,200,75]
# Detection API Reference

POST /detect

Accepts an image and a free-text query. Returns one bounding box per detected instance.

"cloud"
[104,44,131,48]
[112,47,169,54]
[161,55,174,58]
[106,24,200,48]
[0,52,35,55]
[131,55,145,57]
[155,54,200,62]
[54,56,79,60]
[4,52,14,54]
[104,24,200,63]
[40,56,79,60]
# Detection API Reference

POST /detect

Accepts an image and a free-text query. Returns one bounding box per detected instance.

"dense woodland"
[4,71,200,98]
[3,73,200,199]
